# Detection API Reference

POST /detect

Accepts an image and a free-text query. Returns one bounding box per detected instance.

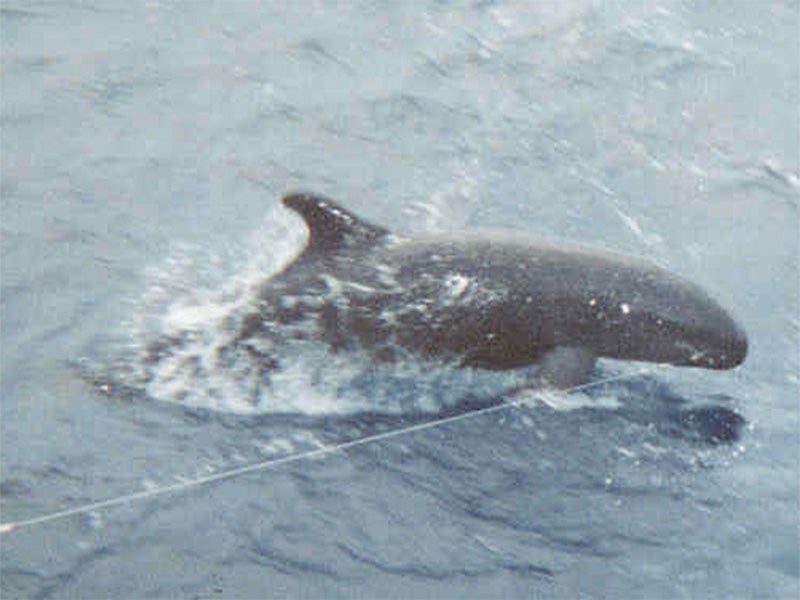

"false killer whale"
[225,192,747,389]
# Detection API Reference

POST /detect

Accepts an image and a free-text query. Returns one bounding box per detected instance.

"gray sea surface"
[1,1,798,598]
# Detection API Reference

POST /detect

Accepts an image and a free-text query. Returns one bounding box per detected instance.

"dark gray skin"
[235,192,747,388]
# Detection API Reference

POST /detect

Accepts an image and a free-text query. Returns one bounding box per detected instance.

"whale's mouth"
[678,327,748,370]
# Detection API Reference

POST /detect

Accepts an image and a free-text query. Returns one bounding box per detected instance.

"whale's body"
[230,193,747,388]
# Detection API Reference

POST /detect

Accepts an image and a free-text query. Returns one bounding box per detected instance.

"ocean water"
[1,1,798,598]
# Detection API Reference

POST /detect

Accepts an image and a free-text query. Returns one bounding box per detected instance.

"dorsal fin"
[282,192,389,254]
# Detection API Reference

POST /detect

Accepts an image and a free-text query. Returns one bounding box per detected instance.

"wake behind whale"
[132,192,747,416]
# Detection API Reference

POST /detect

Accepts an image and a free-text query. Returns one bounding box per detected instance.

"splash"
[130,204,308,414]
[127,203,528,416]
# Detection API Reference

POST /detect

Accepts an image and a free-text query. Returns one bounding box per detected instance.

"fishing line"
[0,368,652,535]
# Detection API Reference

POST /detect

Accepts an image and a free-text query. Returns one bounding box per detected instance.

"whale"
[221,192,747,389]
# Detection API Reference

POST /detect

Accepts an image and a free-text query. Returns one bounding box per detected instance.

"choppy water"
[1,1,798,598]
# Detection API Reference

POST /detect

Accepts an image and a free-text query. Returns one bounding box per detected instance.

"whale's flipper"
[536,346,597,389]
[282,193,389,255]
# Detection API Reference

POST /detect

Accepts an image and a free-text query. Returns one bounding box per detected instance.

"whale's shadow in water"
[578,375,745,446]
[309,375,746,447]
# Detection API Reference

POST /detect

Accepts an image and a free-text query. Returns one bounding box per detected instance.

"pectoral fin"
[536,346,596,389]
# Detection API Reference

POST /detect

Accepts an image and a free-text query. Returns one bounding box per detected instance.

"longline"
[0,368,650,535]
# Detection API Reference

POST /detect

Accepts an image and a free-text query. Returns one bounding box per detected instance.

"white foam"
[130,206,312,414]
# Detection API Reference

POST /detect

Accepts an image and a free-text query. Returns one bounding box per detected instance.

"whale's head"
[579,262,748,370]
[667,305,747,370]
[635,298,748,370]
